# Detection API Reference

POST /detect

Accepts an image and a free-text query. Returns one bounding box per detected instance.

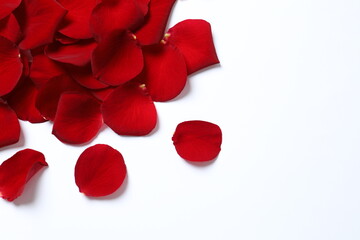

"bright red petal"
[6,78,47,123]
[45,39,97,66]
[58,0,97,39]
[92,32,143,86]
[0,14,21,43]
[167,19,219,75]
[75,144,127,197]
[0,149,47,202]
[0,101,20,148]
[65,64,108,90]
[16,0,67,50]
[90,87,115,102]
[0,36,22,97]
[102,82,157,136]
[172,120,222,162]
[0,0,21,20]
[53,93,102,144]
[135,0,176,45]
[141,44,187,102]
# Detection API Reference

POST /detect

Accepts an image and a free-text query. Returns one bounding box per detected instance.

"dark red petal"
[135,0,176,45]
[90,87,115,102]
[45,39,97,66]
[172,120,222,162]
[0,36,22,97]
[92,32,143,86]
[6,78,47,123]
[16,0,67,50]
[0,149,47,202]
[58,0,97,39]
[140,44,187,101]
[75,144,127,197]
[53,93,102,144]
[90,0,147,39]
[54,32,80,45]
[0,14,21,43]
[36,74,84,121]
[0,0,21,20]
[102,82,157,136]
[0,101,20,148]
[65,64,108,90]
[167,19,219,75]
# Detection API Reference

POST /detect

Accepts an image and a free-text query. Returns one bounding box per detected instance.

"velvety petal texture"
[75,144,127,197]
[167,20,219,74]
[102,82,157,136]
[0,14,21,43]
[172,120,222,162]
[0,101,20,148]
[66,64,108,90]
[0,149,48,202]
[52,93,103,144]
[0,0,21,20]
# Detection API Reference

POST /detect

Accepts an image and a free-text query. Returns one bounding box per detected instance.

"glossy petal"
[102,82,157,136]
[167,20,219,74]
[53,93,102,144]
[135,0,176,45]
[0,149,47,202]
[0,14,21,43]
[0,101,20,148]
[46,39,97,66]
[141,44,187,102]
[36,74,84,121]
[65,64,108,90]
[6,78,47,123]
[92,32,143,86]
[75,144,127,197]
[58,0,97,39]
[0,0,21,20]
[0,36,22,97]
[17,0,67,50]
[172,120,222,162]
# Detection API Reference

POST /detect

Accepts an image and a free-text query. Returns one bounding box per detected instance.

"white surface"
[2,0,360,239]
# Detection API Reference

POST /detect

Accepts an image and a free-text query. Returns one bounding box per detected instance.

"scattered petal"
[0,149,48,202]
[65,64,108,90]
[0,0,21,20]
[90,87,115,102]
[172,120,222,162]
[75,144,127,197]
[0,101,20,148]
[0,14,21,43]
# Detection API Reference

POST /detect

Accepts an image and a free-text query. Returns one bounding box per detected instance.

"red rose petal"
[16,0,67,50]
[0,149,48,202]
[92,32,143,86]
[0,14,21,43]
[0,101,20,148]
[6,78,47,123]
[135,0,176,45]
[102,82,157,136]
[36,74,84,121]
[167,19,219,75]
[45,39,97,66]
[90,87,115,102]
[0,0,21,20]
[90,0,148,40]
[65,64,108,90]
[58,0,97,39]
[75,144,127,197]
[53,93,102,144]
[54,32,80,45]
[172,120,222,162]
[141,44,187,102]
[0,36,22,97]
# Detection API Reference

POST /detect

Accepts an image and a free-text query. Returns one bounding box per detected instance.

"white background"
[1,0,360,239]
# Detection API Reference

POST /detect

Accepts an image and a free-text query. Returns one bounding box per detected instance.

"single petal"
[135,0,176,45]
[0,36,22,97]
[36,74,84,121]
[92,32,143,86]
[102,82,157,136]
[90,0,147,39]
[0,101,20,148]
[45,39,97,66]
[172,120,222,162]
[16,0,67,50]
[0,0,21,20]
[58,0,97,39]
[75,144,127,197]
[166,19,219,75]
[65,64,108,90]
[0,149,48,202]
[140,44,187,102]
[90,87,115,102]
[0,14,21,43]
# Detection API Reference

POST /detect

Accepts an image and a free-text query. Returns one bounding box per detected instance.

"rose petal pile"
[0,0,222,201]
